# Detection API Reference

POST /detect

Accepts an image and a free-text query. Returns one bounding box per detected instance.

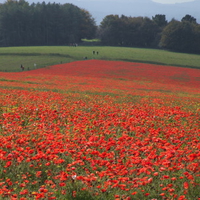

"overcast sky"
[152,0,195,4]
[0,0,196,4]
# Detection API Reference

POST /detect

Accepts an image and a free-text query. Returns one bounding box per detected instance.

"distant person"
[21,64,24,71]
[96,51,99,55]
[93,51,95,55]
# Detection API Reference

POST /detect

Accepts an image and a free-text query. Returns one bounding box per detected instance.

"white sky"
[152,0,195,3]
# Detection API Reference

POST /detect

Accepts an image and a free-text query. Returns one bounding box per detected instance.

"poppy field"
[0,60,199,200]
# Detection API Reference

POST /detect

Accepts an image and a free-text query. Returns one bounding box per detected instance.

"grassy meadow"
[0,46,200,72]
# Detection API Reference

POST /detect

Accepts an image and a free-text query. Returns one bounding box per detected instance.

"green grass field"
[0,46,200,72]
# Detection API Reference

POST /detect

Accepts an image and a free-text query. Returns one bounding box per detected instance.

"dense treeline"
[160,19,200,53]
[0,0,200,54]
[0,0,96,46]
[98,14,200,54]
[98,15,161,47]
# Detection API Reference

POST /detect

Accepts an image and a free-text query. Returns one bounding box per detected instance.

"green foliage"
[160,19,200,53]
[98,13,200,54]
[80,9,97,39]
[152,14,168,27]
[81,39,101,46]
[181,14,197,24]
[98,15,121,46]
[98,15,159,47]
[0,0,96,46]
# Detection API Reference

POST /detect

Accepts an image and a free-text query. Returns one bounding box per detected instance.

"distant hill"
[0,0,199,25]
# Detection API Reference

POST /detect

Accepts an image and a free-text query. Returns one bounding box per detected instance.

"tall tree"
[181,14,197,24]
[99,15,121,45]
[152,14,167,27]
[160,19,200,53]
[137,17,159,47]
[0,0,31,46]
[80,9,97,39]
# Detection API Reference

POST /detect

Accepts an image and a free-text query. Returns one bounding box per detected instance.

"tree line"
[98,14,200,54]
[0,0,199,54]
[0,0,96,46]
